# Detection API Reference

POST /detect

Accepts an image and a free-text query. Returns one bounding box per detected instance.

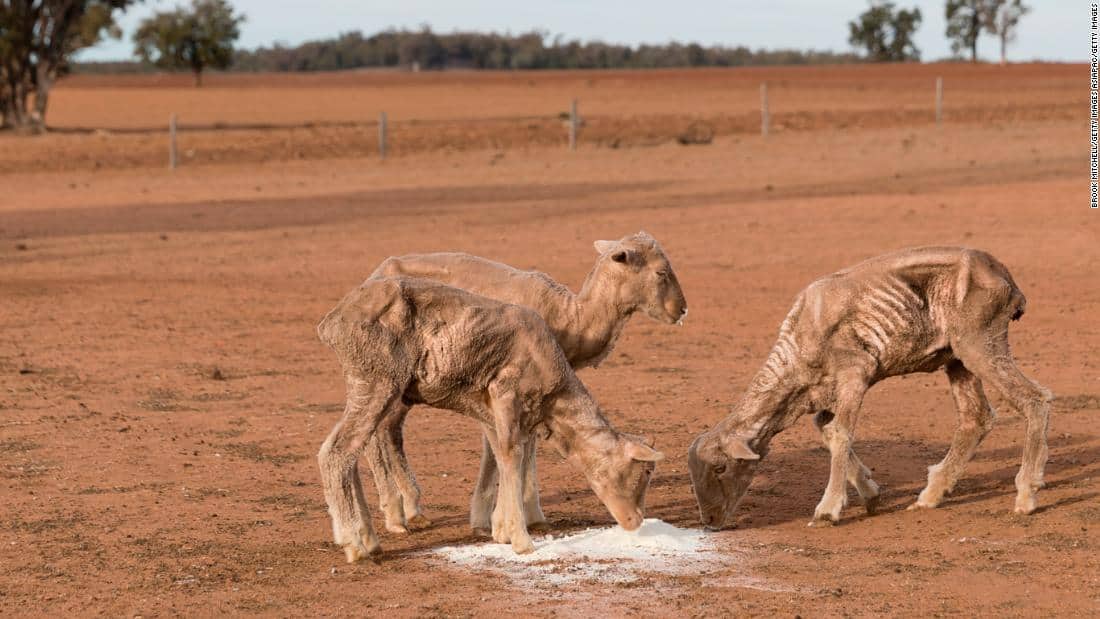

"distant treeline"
[233,29,861,71]
[75,28,862,74]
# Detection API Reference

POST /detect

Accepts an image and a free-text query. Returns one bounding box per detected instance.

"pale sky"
[77,0,1086,63]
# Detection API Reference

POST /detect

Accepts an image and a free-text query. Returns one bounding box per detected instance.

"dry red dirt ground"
[0,65,1097,617]
[0,63,1081,174]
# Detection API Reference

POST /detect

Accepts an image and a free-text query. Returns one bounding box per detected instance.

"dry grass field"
[0,63,1096,617]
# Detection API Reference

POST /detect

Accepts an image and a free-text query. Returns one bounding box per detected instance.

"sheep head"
[593,231,687,325]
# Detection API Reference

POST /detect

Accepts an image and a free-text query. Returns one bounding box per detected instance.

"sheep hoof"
[343,540,382,563]
[1014,496,1037,515]
[906,500,934,511]
[471,527,492,538]
[512,538,536,554]
[807,517,835,528]
[406,514,432,530]
[385,522,410,535]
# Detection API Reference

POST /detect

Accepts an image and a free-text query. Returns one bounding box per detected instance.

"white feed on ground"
[432,519,734,584]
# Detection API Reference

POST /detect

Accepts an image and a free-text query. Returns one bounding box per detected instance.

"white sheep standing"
[317,276,664,561]
[365,231,687,534]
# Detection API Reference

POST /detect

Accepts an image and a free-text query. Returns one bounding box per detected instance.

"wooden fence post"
[379,111,387,160]
[169,114,178,169]
[760,83,769,137]
[935,77,943,126]
[569,99,578,151]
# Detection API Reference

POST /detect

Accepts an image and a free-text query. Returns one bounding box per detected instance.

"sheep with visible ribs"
[317,276,663,561]
[366,231,687,534]
[689,247,1051,528]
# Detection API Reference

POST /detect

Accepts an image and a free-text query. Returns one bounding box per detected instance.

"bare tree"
[983,0,1029,65]
[0,1,137,133]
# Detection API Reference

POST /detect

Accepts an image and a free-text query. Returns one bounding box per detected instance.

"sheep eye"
[714,465,727,476]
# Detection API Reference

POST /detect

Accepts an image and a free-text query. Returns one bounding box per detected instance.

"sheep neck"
[543,389,617,473]
[716,345,815,454]
[568,259,636,368]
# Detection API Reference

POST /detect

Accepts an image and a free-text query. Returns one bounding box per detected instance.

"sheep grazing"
[316,276,663,561]
[365,231,686,534]
[689,247,1051,528]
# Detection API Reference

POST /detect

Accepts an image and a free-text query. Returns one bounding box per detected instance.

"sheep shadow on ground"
[642,432,1100,531]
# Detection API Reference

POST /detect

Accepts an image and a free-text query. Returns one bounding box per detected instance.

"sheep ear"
[625,439,665,462]
[721,435,760,461]
[594,239,618,255]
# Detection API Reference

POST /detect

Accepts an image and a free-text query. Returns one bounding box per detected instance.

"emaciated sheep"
[366,231,686,534]
[317,276,664,561]
[689,247,1051,528]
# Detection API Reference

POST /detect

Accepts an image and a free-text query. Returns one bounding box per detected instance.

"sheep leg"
[492,434,533,554]
[485,381,535,554]
[471,433,544,534]
[349,463,374,544]
[911,360,997,510]
[811,377,867,526]
[365,404,428,534]
[521,438,549,531]
[813,411,880,514]
[469,432,498,536]
[364,429,405,533]
[382,403,431,530]
[481,427,509,541]
[483,429,534,553]
[318,376,402,562]
[954,337,1052,515]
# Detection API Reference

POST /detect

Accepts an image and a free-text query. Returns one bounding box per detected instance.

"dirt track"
[0,65,1097,616]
